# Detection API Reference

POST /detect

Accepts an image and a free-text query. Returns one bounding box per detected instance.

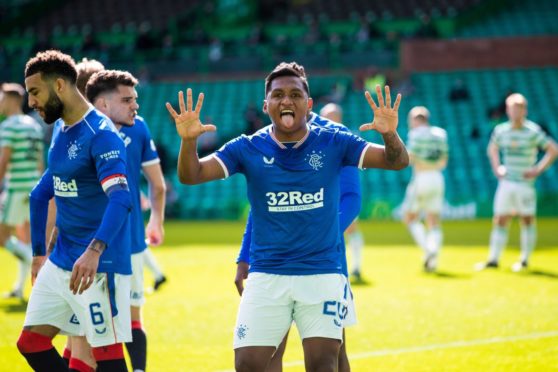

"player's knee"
[520,216,535,225]
[17,330,53,354]
[305,354,338,372]
[234,351,267,372]
[493,215,509,227]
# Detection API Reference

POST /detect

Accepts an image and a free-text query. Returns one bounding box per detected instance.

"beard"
[42,89,64,124]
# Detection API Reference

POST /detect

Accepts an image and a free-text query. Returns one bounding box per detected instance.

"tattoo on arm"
[382,132,409,168]
[87,239,107,254]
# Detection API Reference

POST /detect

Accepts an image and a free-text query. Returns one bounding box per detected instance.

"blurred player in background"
[402,106,448,272]
[0,83,43,300]
[166,61,408,371]
[18,50,132,372]
[477,93,558,272]
[234,107,362,372]
[320,103,366,283]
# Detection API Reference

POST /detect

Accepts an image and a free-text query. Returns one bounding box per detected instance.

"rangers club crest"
[305,150,324,171]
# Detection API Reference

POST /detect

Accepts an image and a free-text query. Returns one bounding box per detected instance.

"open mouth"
[280,109,295,118]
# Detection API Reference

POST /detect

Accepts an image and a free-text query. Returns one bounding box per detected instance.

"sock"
[426,227,443,256]
[14,259,31,294]
[69,357,95,372]
[347,231,364,274]
[5,236,32,264]
[143,248,164,280]
[520,224,536,264]
[488,226,509,263]
[125,321,147,372]
[63,347,72,366]
[93,343,127,372]
[408,221,427,253]
[17,330,68,372]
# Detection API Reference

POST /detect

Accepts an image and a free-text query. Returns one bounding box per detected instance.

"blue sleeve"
[29,170,54,256]
[139,118,159,165]
[237,211,252,264]
[336,131,369,168]
[91,129,132,245]
[214,135,246,177]
[338,166,361,232]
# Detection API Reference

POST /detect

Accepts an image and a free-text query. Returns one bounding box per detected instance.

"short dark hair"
[1,82,25,98]
[24,50,77,84]
[76,58,105,95]
[85,69,138,103]
[265,62,310,96]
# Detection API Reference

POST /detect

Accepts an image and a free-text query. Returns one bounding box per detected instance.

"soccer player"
[86,69,166,372]
[17,50,132,372]
[320,103,366,283]
[476,93,558,272]
[166,62,408,371]
[0,83,44,300]
[75,57,168,291]
[401,106,448,272]
[234,108,361,372]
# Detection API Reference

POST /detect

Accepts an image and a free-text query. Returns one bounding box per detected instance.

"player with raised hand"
[17,50,132,372]
[167,62,408,371]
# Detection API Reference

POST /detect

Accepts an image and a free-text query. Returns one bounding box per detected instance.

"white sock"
[5,237,32,264]
[347,231,364,273]
[408,222,427,253]
[426,227,443,256]
[14,260,30,293]
[520,224,536,264]
[143,247,164,280]
[488,226,508,263]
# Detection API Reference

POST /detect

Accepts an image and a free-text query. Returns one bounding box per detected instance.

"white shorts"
[233,273,346,349]
[130,251,145,307]
[402,171,445,214]
[343,278,357,327]
[0,190,30,225]
[24,260,132,347]
[493,179,536,216]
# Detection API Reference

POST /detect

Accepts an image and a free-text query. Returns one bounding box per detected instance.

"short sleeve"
[214,135,247,178]
[139,120,160,167]
[335,131,369,169]
[90,127,128,192]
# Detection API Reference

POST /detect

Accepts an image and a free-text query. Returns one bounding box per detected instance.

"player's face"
[506,103,527,122]
[25,73,64,124]
[103,85,139,127]
[263,76,312,136]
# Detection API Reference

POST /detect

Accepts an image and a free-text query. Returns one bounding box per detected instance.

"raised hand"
[166,88,216,140]
[359,85,402,134]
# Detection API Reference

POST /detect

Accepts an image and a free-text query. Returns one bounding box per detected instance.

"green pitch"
[0,219,557,371]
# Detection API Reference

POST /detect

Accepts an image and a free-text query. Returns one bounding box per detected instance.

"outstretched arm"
[166,89,225,184]
[359,85,409,170]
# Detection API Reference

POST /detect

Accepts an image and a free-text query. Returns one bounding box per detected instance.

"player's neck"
[61,95,91,126]
[272,125,308,143]
[511,119,524,128]
[5,107,22,117]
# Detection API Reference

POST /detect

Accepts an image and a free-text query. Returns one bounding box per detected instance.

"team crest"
[305,150,324,171]
[67,141,81,160]
[236,324,248,340]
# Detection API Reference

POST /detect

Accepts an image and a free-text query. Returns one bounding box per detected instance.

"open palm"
[359,85,402,134]
[166,88,216,140]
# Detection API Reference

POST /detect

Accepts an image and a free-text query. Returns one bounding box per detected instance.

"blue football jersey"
[47,107,132,274]
[118,116,160,254]
[216,123,369,275]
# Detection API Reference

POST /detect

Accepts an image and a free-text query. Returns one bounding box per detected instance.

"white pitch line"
[217,330,558,371]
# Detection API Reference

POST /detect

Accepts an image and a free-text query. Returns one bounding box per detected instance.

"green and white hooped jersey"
[490,120,549,184]
[407,125,448,164]
[0,114,44,192]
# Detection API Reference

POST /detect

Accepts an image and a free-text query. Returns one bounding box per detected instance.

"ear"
[262,100,268,114]
[307,97,313,112]
[54,78,66,94]
[93,96,107,111]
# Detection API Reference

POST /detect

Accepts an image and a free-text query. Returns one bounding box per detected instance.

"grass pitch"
[0,219,557,371]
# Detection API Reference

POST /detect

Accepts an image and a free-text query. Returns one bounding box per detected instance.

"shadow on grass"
[430,271,472,279]
[525,269,558,279]
[0,301,27,313]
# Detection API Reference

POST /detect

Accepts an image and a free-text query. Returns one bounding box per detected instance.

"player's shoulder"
[493,121,511,134]
[309,112,350,133]
[84,108,119,135]
[523,120,543,133]
[430,125,447,139]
